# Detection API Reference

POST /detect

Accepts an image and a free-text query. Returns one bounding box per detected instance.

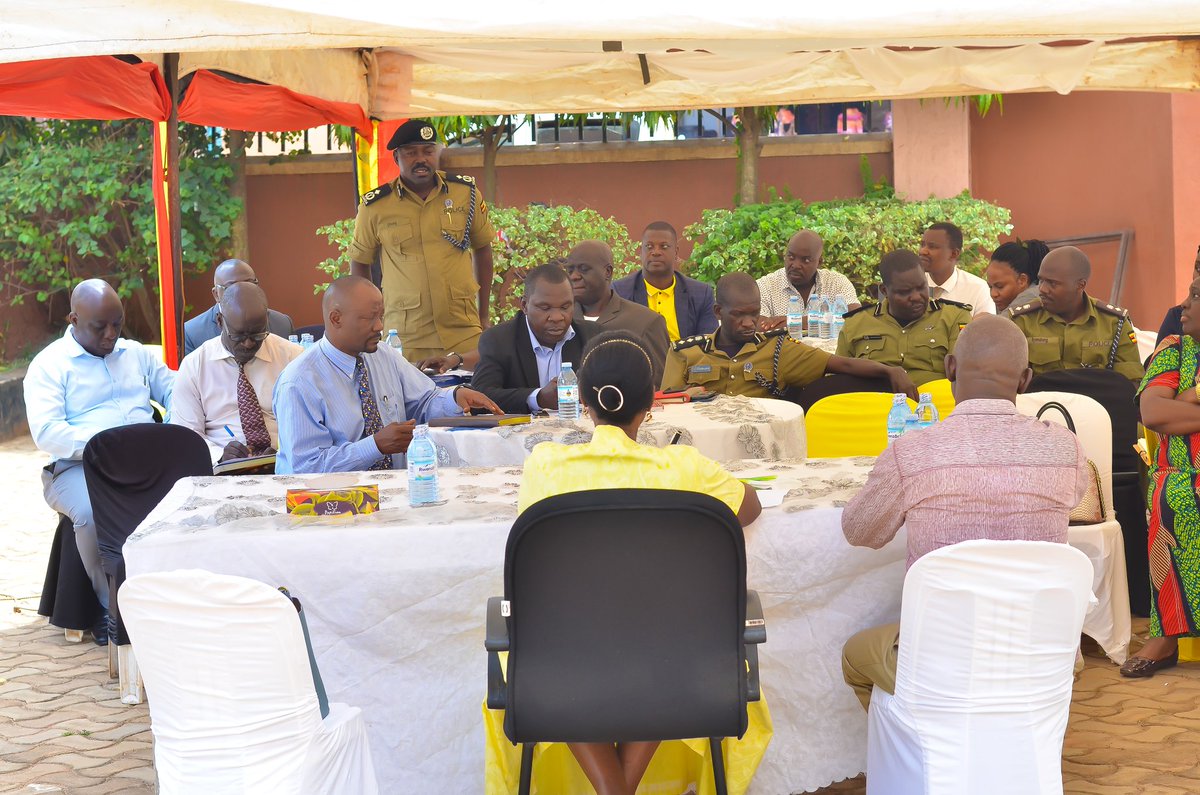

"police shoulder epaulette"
[360,183,393,206]
[843,303,874,318]
[672,335,711,352]
[1006,298,1043,318]
[934,298,972,311]
[444,173,476,186]
[761,327,788,339]
[1095,300,1129,318]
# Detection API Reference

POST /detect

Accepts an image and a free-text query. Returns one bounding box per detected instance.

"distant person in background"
[566,240,670,386]
[471,263,602,414]
[920,222,995,316]
[1156,244,1200,345]
[757,230,860,332]
[837,251,972,386]
[183,259,294,357]
[986,239,1050,315]
[24,279,175,630]
[170,283,303,464]
[1006,246,1144,384]
[613,221,717,341]
[273,276,498,474]
[518,330,761,795]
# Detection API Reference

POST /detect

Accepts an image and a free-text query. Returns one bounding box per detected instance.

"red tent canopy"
[0,55,368,368]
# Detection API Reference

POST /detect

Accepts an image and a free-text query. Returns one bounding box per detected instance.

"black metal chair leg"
[710,737,728,795]
[518,742,534,795]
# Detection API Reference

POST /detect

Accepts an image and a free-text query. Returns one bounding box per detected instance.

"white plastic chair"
[1015,391,1115,517]
[119,570,379,795]
[866,540,1095,795]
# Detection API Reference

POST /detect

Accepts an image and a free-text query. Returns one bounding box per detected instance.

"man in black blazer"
[184,260,294,356]
[472,263,601,414]
[612,221,718,341]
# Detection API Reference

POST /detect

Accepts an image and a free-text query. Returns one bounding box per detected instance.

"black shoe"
[1119,649,1178,678]
[91,610,110,647]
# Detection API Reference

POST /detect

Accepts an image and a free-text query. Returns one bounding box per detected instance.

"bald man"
[24,279,175,627]
[839,315,1091,710]
[170,283,303,465]
[272,276,500,474]
[757,230,860,331]
[1007,246,1144,384]
[183,259,294,357]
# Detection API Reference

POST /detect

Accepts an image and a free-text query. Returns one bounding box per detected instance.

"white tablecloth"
[123,458,1129,793]
[429,394,806,466]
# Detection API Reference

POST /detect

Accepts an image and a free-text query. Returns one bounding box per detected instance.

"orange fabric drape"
[178,70,371,138]
[0,55,170,121]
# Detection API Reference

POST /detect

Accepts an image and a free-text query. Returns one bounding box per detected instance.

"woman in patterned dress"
[1125,275,1200,676]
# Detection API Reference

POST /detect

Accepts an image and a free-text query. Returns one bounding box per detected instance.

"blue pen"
[224,425,236,439]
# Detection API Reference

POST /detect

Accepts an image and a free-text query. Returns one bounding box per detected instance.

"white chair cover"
[866,540,1095,795]
[1015,391,1114,512]
[119,570,379,795]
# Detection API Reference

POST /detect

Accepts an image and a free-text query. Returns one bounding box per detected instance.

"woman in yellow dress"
[517,330,761,795]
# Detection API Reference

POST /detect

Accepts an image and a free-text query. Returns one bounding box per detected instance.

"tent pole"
[162,53,185,368]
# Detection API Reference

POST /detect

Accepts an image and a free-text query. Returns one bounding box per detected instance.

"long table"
[124,458,1129,793]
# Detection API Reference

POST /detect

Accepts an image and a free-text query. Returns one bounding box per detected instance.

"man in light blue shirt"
[273,276,500,474]
[24,280,175,616]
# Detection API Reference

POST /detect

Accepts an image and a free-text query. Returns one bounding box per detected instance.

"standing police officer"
[1006,246,1144,384]
[837,250,973,386]
[349,119,495,363]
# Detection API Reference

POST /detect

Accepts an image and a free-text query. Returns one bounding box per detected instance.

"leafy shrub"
[317,203,638,324]
[684,191,1012,300]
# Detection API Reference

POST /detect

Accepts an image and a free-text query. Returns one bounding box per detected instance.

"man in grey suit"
[566,240,670,387]
[183,259,294,357]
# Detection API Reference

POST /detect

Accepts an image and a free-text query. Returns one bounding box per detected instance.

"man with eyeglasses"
[182,259,294,357]
[170,282,303,464]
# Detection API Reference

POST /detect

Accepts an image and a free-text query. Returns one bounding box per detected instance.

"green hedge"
[684,191,1012,300]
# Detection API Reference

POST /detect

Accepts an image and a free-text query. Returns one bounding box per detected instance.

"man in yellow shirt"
[612,221,718,341]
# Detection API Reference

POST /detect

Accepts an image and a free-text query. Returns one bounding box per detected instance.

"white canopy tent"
[5,1,1200,115]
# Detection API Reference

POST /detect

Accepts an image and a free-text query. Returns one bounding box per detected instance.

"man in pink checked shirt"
[839,314,1091,710]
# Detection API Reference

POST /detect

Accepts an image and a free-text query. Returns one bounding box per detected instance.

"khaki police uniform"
[835,299,971,386]
[661,329,832,397]
[1007,296,1145,384]
[348,171,494,362]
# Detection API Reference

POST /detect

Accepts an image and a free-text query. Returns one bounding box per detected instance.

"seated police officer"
[837,250,973,386]
[662,273,916,399]
[1006,246,1144,384]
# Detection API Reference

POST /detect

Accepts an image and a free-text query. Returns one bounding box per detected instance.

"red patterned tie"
[356,356,393,470]
[236,363,272,454]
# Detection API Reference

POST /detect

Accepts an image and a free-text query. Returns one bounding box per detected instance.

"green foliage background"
[316,204,637,324]
[0,120,240,341]
[685,189,1012,301]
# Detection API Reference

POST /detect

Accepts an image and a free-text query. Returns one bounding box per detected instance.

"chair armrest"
[485,597,508,710]
[744,589,766,645]
[485,597,509,652]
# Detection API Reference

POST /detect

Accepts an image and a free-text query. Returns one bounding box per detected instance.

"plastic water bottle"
[886,393,909,442]
[287,334,299,345]
[818,296,833,340]
[830,296,847,340]
[806,294,822,338]
[557,362,580,420]
[903,409,920,436]
[786,295,804,340]
[407,425,442,507]
[385,328,403,357]
[300,333,314,350]
[916,393,940,428]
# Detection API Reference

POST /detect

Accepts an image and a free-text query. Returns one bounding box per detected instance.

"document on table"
[739,476,786,509]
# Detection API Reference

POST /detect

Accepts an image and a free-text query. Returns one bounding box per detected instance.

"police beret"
[387,119,439,150]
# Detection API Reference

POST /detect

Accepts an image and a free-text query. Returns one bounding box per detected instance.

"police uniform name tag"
[1032,337,1052,344]
[689,365,712,376]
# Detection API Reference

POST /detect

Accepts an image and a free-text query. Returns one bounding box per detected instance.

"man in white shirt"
[170,283,302,464]
[24,280,174,616]
[920,222,995,316]
[758,230,861,331]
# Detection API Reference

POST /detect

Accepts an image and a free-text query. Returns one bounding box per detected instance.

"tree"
[0,120,241,341]
[430,115,522,207]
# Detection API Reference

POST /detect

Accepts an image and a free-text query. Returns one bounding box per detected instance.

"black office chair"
[38,512,104,638]
[1029,368,1148,615]
[84,424,212,671]
[784,373,891,412]
[485,489,766,795]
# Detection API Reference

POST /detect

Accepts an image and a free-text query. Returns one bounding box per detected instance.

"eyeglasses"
[226,330,271,344]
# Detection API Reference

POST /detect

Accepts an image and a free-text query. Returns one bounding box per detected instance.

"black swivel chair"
[1028,368,1148,615]
[485,489,767,795]
[83,424,212,672]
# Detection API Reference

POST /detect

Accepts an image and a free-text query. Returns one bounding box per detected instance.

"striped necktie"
[355,356,392,470]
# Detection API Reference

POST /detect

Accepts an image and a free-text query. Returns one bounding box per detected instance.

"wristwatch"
[447,352,464,369]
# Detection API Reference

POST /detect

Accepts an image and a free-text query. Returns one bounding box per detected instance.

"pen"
[669,431,682,445]
[224,425,236,439]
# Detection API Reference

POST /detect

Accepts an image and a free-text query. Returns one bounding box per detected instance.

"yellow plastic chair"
[920,378,955,420]
[806,392,917,458]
